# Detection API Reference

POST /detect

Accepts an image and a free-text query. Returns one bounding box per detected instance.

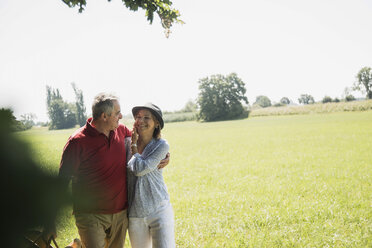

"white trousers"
[128,202,175,248]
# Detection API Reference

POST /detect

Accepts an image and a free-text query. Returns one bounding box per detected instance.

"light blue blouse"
[126,137,170,218]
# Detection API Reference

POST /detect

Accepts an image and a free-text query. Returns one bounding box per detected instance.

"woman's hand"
[131,125,139,154]
[131,125,139,144]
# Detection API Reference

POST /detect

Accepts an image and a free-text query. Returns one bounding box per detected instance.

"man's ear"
[100,112,107,121]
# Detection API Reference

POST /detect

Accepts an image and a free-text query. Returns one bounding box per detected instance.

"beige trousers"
[75,209,128,248]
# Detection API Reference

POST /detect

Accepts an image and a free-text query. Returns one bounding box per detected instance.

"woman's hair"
[151,112,162,139]
[153,126,161,139]
[92,93,119,119]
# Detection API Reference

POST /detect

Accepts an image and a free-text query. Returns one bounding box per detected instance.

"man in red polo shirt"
[55,93,169,248]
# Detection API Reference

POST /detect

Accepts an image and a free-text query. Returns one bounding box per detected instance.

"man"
[55,93,169,248]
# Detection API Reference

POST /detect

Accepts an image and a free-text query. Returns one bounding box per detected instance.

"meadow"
[18,111,372,247]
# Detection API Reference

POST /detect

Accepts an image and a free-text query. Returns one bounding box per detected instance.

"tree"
[298,94,315,105]
[254,95,271,108]
[322,96,332,103]
[0,108,22,131]
[62,0,183,37]
[181,99,197,113]
[71,82,87,127]
[20,113,37,130]
[280,97,290,105]
[354,66,372,99]
[0,108,35,131]
[46,86,77,130]
[48,99,68,130]
[197,73,249,122]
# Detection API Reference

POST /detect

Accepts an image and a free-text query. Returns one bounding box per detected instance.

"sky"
[1,0,372,122]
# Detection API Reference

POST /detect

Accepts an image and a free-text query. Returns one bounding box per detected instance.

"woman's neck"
[137,134,153,153]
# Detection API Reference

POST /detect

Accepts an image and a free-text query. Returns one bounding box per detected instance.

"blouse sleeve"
[125,137,132,164]
[127,140,169,177]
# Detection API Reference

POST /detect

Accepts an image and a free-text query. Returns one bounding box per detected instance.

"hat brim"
[132,106,164,129]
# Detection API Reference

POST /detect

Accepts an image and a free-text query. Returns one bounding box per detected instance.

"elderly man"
[55,93,169,248]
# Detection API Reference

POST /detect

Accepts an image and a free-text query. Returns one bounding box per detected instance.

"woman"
[125,103,175,248]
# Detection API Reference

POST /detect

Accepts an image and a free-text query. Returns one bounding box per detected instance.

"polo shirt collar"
[85,117,115,138]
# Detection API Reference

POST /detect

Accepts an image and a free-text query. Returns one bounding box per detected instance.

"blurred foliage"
[61,0,183,37]
[0,109,70,247]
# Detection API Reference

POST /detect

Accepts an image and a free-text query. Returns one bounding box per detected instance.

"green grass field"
[19,111,372,247]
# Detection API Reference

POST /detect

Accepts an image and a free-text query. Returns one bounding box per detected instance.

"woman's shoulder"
[153,138,169,150]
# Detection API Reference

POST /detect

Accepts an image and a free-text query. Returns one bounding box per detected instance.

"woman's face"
[134,109,158,135]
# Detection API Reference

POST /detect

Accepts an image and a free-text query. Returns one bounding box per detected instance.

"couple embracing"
[55,93,175,248]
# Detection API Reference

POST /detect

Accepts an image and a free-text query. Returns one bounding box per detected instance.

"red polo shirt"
[59,118,131,214]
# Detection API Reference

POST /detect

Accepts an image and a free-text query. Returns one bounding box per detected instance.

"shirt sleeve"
[59,138,80,183]
[127,140,169,177]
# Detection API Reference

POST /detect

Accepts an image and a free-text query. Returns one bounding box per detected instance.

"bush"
[345,95,356,102]
[250,100,372,117]
[254,96,272,108]
[274,103,285,107]
[163,112,198,123]
[280,97,290,105]
[322,96,333,103]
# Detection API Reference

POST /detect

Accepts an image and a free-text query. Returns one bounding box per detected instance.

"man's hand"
[158,152,170,169]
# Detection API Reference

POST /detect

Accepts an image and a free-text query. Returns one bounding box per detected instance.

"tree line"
[4,66,371,131]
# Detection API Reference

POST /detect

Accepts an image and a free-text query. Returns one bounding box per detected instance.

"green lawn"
[19,111,372,247]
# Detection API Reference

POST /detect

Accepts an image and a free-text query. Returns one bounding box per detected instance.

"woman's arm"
[127,140,169,177]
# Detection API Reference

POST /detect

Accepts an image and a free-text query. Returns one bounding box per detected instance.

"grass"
[18,111,372,247]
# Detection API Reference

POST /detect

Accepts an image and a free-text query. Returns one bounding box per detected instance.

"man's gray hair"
[92,93,119,119]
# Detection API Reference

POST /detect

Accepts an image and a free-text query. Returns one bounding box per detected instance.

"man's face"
[107,100,122,131]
